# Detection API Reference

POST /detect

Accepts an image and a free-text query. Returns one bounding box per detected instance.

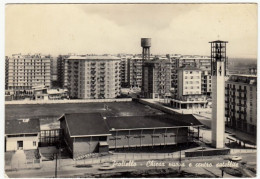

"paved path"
[11,151,27,170]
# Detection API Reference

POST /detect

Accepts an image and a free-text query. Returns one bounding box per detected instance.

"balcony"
[236,103,247,107]
[237,89,247,93]
[237,96,247,100]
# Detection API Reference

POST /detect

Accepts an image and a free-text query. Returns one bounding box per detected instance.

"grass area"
[5,101,164,120]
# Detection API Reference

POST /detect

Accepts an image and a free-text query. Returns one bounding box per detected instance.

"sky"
[5,4,258,58]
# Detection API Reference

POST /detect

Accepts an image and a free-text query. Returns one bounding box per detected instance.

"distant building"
[57,55,121,99]
[167,55,212,98]
[5,54,52,93]
[225,74,257,135]
[127,55,143,88]
[32,85,68,100]
[5,118,40,151]
[170,66,208,109]
[119,56,129,87]
[59,113,202,159]
[249,67,257,75]
[142,58,171,98]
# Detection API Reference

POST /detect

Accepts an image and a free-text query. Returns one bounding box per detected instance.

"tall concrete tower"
[141,38,151,61]
[210,40,228,148]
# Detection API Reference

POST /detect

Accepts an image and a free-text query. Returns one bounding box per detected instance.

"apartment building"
[225,74,257,135]
[167,55,212,98]
[127,55,143,88]
[170,66,208,109]
[5,54,52,93]
[58,55,121,99]
[119,56,129,87]
[142,58,171,98]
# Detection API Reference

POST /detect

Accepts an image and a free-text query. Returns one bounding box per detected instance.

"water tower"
[209,40,228,148]
[141,38,151,61]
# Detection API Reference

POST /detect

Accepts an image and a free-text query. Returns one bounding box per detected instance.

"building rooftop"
[106,114,202,130]
[5,118,40,135]
[209,40,228,43]
[230,74,257,78]
[59,112,202,136]
[227,74,257,85]
[144,58,171,64]
[47,89,68,95]
[66,55,120,60]
[177,66,201,71]
[59,113,111,137]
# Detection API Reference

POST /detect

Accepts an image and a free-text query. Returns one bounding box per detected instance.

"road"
[6,152,256,178]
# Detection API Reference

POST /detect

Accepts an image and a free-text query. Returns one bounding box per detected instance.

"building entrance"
[17,141,23,150]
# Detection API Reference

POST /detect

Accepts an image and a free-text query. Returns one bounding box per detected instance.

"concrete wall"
[6,135,39,151]
[60,118,73,154]
[5,98,132,105]
[73,136,101,159]
[137,99,179,115]
[108,128,188,149]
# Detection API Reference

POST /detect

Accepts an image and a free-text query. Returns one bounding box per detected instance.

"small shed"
[5,118,40,151]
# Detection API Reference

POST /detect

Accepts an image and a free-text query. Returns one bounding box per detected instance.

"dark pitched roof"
[5,118,40,135]
[60,113,110,137]
[106,114,202,130]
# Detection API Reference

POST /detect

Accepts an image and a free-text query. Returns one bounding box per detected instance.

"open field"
[5,101,164,121]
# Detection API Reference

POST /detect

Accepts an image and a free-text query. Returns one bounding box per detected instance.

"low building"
[5,118,40,151]
[225,74,257,135]
[32,85,48,100]
[59,113,111,158]
[170,66,208,109]
[47,89,68,100]
[59,113,202,159]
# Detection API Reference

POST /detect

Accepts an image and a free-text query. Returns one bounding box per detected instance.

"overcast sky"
[5,4,257,58]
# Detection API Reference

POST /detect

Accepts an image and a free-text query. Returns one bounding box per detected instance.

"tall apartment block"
[127,55,143,88]
[119,55,129,87]
[57,55,121,99]
[5,54,52,92]
[142,58,171,99]
[167,55,212,98]
[225,74,257,136]
[210,40,228,148]
[170,66,208,109]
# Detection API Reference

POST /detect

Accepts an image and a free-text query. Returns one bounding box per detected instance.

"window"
[33,141,36,146]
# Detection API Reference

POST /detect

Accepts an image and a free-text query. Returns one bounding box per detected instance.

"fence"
[185,149,230,157]
[230,148,257,154]
[59,152,185,168]
[5,159,41,171]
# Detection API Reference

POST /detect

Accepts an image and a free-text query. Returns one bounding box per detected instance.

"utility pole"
[55,153,58,178]
[179,149,182,173]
